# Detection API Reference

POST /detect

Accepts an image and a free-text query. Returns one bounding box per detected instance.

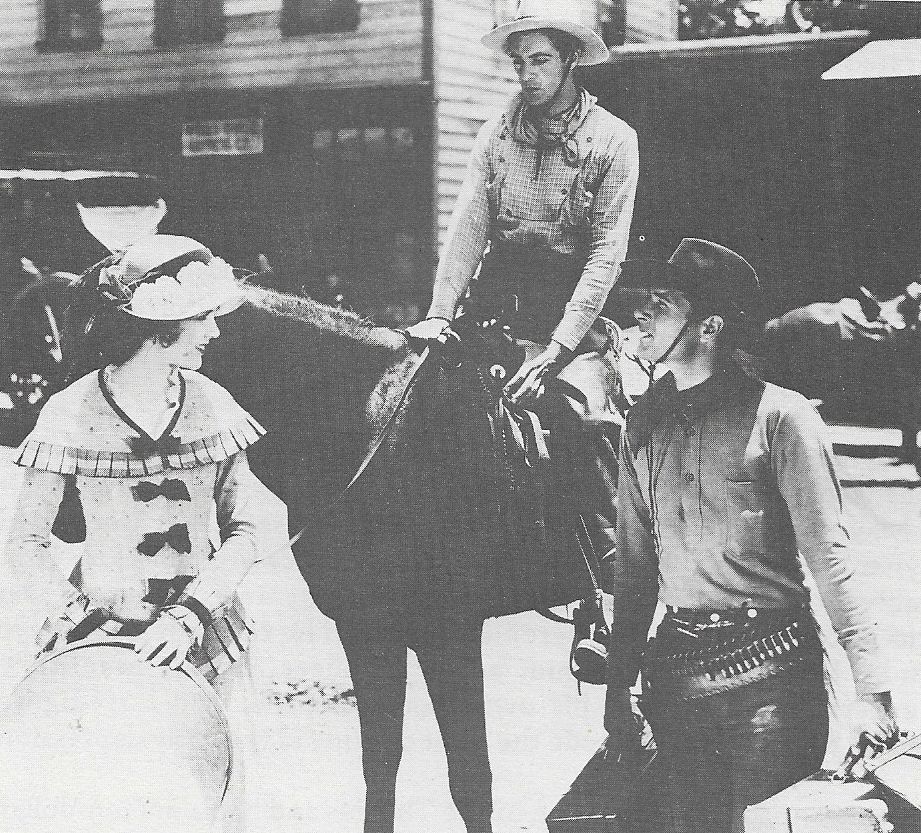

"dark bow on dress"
[127,434,184,459]
[137,523,192,557]
[132,479,192,502]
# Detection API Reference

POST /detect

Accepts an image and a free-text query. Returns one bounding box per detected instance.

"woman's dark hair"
[63,286,183,384]
[505,28,582,64]
[60,250,212,384]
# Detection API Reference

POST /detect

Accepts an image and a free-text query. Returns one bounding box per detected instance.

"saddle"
[297,313,625,625]
[440,312,626,426]
[423,314,624,618]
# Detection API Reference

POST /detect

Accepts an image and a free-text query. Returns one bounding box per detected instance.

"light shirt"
[610,363,890,696]
[430,92,639,351]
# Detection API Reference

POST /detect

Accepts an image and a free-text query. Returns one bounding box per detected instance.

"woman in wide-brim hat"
[4,234,268,832]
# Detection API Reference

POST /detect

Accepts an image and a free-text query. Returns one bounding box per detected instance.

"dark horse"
[762,284,921,470]
[202,286,613,833]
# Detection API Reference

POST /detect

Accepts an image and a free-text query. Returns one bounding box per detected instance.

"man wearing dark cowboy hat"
[604,238,899,833]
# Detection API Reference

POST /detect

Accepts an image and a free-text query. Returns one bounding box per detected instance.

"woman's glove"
[504,340,572,405]
[405,316,451,341]
[134,606,204,671]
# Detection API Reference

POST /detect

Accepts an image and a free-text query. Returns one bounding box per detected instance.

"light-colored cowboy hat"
[482,0,610,66]
[98,234,246,320]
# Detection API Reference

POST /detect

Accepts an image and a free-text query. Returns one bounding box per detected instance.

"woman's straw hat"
[99,235,246,321]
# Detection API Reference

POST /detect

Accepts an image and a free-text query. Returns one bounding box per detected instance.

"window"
[280,0,360,36]
[38,0,102,51]
[154,0,226,48]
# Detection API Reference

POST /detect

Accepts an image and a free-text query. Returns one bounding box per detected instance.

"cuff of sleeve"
[552,315,593,353]
[427,302,456,321]
[177,593,214,627]
[854,674,894,698]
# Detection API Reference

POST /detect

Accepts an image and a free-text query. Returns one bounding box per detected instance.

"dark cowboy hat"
[617,238,761,322]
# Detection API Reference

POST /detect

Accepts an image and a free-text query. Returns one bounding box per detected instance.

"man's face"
[633,288,694,364]
[508,32,569,109]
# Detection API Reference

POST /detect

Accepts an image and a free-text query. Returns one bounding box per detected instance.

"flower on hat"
[128,257,243,319]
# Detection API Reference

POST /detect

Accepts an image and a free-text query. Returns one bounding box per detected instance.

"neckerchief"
[627,362,759,456]
[506,88,595,168]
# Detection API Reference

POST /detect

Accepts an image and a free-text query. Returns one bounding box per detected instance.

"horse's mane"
[243,285,407,354]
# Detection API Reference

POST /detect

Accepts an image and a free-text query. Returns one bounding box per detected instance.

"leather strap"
[289,346,430,548]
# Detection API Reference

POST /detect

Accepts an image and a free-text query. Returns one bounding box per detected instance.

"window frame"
[280,0,361,37]
[153,0,227,49]
[37,0,102,53]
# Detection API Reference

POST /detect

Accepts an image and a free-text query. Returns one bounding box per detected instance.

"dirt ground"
[0,425,919,833]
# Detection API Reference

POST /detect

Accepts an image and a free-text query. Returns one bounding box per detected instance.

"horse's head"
[859,283,921,339]
[202,285,412,516]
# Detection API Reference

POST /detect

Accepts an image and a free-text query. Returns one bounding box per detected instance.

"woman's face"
[508,32,569,110]
[159,310,220,370]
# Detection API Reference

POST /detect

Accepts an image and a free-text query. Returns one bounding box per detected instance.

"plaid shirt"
[430,93,639,351]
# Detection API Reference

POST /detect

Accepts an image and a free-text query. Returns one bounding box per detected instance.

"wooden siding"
[625,0,677,42]
[0,0,425,103]
[432,0,516,252]
[583,32,881,306]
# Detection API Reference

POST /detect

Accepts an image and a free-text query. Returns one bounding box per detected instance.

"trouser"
[643,617,829,833]
[336,618,493,833]
[467,245,622,569]
[537,388,620,575]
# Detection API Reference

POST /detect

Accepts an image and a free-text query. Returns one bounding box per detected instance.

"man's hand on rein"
[504,340,572,404]
[405,316,451,341]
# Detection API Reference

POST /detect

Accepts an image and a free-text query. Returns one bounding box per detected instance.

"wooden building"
[0,0,531,321]
[584,30,921,313]
[0,2,903,323]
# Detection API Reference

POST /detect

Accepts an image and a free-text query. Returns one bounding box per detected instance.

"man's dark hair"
[505,28,582,65]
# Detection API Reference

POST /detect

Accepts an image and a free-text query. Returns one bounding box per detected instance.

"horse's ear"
[21,257,42,280]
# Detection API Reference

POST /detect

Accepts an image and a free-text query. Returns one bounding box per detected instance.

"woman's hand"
[834,691,900,780]
[134,610,199,671]
[405,316,451,341]
[504,340,572,405]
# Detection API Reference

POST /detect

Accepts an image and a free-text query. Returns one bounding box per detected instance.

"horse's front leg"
[336,621,409,833]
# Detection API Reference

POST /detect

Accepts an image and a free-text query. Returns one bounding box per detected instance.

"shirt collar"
[627,361,754,454]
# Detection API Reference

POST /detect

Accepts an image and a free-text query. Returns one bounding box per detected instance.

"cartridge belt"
[642,611,820,702]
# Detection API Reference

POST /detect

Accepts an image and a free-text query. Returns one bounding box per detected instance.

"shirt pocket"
[486,168,505,222]
[725,480,771,557]
[559,167,596,231]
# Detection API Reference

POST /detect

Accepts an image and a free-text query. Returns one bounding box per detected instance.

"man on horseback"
[409,0,639,566]
[374,0,639,833]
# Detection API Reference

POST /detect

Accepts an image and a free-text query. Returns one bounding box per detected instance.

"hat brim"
[482,18,610,65]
